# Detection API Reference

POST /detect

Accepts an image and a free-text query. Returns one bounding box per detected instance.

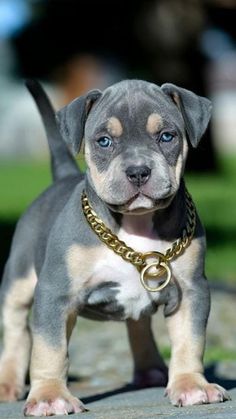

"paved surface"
[0,387,236,419]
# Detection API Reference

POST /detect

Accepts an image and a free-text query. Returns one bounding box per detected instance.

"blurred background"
[0,0,235,390]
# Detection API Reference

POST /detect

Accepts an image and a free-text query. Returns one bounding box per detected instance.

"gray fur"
[80,281,124,321]
[57,89,102,155]
[190,275,210,337]
[161,83,212,148]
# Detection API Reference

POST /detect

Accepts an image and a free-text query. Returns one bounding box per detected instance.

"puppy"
[0,80,229,416]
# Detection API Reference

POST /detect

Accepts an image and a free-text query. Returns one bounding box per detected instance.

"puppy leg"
[126,317,168,388]
[165,276,230,406]
[24,280,86,416]
[0,267,36,401]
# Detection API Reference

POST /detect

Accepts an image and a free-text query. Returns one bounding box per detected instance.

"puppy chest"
[67,226,168,320]
[81,252,160,321]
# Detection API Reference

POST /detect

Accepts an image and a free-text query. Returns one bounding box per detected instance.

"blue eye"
[160,132,174,142]
[97,137,112,148]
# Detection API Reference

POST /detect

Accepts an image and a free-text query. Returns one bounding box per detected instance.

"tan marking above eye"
[146,113,163,135]
[107,116,123,137]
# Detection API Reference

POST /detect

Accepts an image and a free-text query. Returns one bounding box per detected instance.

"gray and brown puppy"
[0,80,229,416]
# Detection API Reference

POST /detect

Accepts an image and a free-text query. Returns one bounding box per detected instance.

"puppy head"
[57,80,211,214]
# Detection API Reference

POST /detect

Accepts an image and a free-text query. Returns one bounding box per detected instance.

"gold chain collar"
[81,189,196,292]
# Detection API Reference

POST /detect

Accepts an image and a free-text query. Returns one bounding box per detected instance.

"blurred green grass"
[161,345,236,362]
[0,155,235,281]
[185,155,236,282]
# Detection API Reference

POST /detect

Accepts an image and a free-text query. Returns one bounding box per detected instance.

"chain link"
[81,188,196,272]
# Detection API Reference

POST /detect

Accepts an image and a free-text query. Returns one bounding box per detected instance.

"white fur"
[87,215,172,320]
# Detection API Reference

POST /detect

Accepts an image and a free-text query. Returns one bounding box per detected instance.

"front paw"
[166,373,230,406]
[24,380,87,416]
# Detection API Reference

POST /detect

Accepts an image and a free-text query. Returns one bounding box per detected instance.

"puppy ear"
[161,83,212,148]
[56,89,102,154]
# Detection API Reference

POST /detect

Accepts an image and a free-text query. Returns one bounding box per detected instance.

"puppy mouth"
[107,191,173,214]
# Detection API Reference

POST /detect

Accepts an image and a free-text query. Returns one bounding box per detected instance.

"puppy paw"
[166,373,230,406]
[23,381,87,416]
[205,383,231,403]
[24,397,86,416]
[133,367,168,388]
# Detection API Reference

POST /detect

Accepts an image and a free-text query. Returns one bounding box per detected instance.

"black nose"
[125,165,151,186]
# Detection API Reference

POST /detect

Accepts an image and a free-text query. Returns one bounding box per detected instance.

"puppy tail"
[25,79,80,182]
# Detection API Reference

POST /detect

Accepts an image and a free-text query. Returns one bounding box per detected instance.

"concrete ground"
[0,386,236,419]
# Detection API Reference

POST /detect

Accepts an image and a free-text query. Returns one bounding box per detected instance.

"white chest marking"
[89,218,171,320]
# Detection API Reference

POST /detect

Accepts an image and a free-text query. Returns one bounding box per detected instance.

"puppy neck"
[152,179,187,241]
[84,176,122,231]
[121,213,154,238]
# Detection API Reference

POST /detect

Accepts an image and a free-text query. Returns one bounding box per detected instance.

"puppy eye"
[160,132,174,142]
[97,136,112,148]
